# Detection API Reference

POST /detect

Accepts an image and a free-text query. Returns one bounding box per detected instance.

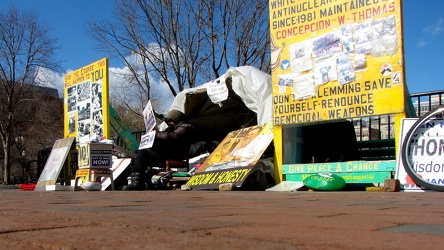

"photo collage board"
[63,58,110,143]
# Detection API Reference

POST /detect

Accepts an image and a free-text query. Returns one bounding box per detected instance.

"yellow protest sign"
[63,58,110,140]
[269,0,405,125]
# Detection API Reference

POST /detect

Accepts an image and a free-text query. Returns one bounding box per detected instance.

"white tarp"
[169,66,272,125]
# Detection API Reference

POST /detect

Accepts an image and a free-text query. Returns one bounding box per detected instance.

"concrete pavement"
[0,188,443,249]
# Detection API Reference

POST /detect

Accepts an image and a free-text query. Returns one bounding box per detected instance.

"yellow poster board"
[63,58,110,141]
[187,123,274,190]
[269,0,405,125]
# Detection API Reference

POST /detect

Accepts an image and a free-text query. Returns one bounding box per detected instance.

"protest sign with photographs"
[186,122,273,190]
[64,58,110,143]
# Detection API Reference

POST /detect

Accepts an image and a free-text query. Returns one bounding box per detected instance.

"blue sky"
[402,0,444,94]
[0,0,443,95]
[0,0,118,71]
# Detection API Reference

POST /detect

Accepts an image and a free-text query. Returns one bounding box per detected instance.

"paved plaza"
[0,188,443,249]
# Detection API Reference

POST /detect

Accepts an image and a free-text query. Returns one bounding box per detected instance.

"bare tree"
[196,0,270,78]
[229,1,270,73]
[0,6,60,184]
[10,87,63,183]
[88,0,269,115]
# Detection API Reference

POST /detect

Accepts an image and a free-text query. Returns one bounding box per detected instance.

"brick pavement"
[0,188,443,249]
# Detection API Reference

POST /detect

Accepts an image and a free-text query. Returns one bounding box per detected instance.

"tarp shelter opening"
[169,66,272,144]
[108,66,272,191]
[166,66,274,190]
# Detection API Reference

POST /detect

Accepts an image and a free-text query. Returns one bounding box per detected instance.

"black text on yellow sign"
[186,169,251,186]
[272,77,398,125]
[64,58,107,86]
[270,0,396,40]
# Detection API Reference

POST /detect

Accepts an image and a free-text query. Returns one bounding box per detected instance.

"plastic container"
[19,183,36,191]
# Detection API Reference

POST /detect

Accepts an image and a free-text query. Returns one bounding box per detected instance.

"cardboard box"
[78,142,113,169]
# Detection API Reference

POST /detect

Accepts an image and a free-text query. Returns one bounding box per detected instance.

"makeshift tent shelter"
[169,66,272,144]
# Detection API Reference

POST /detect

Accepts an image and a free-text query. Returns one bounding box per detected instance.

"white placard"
[207,77,228,104]
[139,130,156,150]
[143,100,156,133]
[395,118,443,192]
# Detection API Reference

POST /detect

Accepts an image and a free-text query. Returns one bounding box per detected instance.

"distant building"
[0,83,63,183]
[353,115,394,141]
[412,95,442,116]
[353,91,444,141]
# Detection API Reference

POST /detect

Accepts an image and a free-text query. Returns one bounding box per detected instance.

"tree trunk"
[2,142,11,185]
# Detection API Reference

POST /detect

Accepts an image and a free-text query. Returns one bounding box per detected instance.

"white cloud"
[108,53,175,113]
[35,67,65,97]
[35,55,175,113]
[153,79,175,113]
[416,38,427,48]
[415,18,444,48]
[423,18,444,36]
